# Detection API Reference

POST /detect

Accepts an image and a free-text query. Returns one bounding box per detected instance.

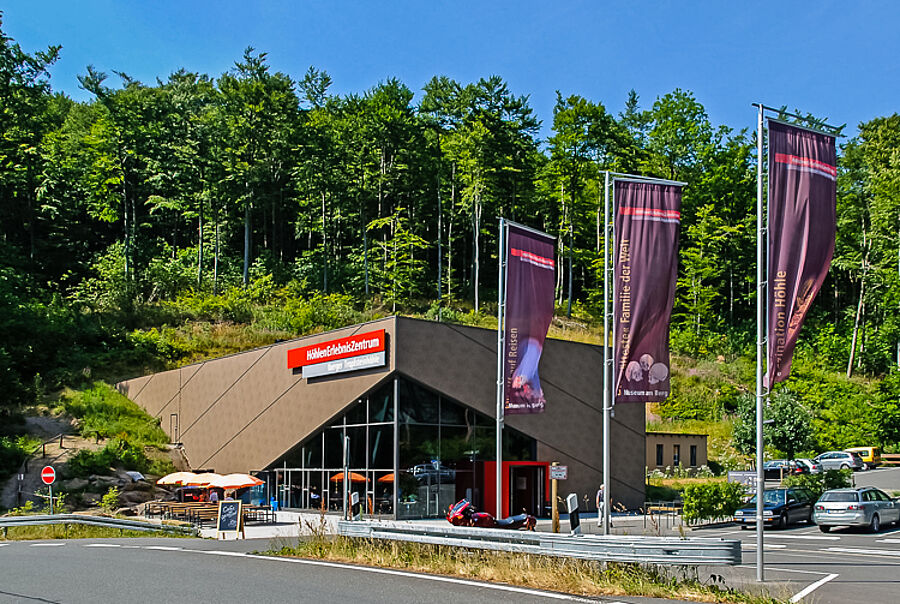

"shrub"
[682,481,746,524]
[782,469,852,499]
[61,382,168,447]
[101,487,120,514]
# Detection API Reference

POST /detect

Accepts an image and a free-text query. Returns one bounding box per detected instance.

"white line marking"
[194,550,247,557]
[790,573,838,602]
[232,552,594,601]
[29,543,64,547]
[877,538,900,543]
[766,534,840,541]
[826,547,900,557]
[741,543,787,549]
[143,546,182,551]
[0,544,8,547]
[83,543,121,548]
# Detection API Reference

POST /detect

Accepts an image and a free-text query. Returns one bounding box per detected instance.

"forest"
[2,14,900,457]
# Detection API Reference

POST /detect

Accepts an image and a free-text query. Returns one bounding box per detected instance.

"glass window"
[439,396,468,426]
[440,425,474,466]
[324,427,344,468]
[399,424,440,469]
[369,382,394,423]
[504,427,536,461]
[820,491,859,502]
[346,425,367,468]
[656,444,664,466]
[399,379,439,424]
[471,426,495,461]
[304,435,322,468]
[690,445,697,467]
[369,424,393,469]
[673,444,681,466]
[346,399,367,425]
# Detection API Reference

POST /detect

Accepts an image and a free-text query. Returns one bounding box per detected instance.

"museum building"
[117,316,646,519]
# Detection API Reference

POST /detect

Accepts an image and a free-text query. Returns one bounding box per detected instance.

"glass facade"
[266,376,536,519]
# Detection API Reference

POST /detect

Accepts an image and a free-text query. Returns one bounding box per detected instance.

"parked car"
[762,459,807,480]
[814,451,865,471]
[733,487,815,529]
[795,458,823,474]
[813,487,900,532]
[410,462,455,484]
[844,447,881,470]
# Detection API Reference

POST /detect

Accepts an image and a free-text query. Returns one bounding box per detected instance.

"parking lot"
[668,466,900,603]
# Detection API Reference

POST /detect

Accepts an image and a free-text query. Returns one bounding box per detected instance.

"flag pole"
[496,218,507,519]
[755,102,766,582]
[602,170,611,536]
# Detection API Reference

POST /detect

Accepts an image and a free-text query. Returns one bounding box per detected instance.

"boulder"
[120,490,154,506]
[62,478,90,491]
[81,492,102,507]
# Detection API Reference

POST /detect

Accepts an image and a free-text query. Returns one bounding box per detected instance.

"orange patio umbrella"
[183,472,222,486]
[376,473,394,483]
[329,472,368,483]
[207,473,264,490]
[156,471,197,486]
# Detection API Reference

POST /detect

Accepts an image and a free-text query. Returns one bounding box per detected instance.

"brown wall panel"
[395,318,646,510]
[119,318,397,474]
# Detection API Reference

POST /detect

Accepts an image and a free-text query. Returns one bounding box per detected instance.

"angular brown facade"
[117,316,646,512]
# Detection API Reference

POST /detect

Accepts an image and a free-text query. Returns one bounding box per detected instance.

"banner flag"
[613,180,682,403]
[504,223,556,414]
[766,120,836,386]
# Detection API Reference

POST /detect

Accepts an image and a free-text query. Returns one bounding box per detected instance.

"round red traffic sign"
[41,466,56,485]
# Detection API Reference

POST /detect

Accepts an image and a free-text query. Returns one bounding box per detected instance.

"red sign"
[41,466,56,485]
[287,329,386,370]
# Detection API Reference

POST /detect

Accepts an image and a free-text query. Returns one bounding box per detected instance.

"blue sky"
[4,1,898,139]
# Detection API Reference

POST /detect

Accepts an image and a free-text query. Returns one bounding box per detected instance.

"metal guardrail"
[337,520,741,565]
[0,514,197,536]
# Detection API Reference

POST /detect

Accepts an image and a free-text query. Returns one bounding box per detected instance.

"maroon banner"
[766,120,836,386]
[504,223,556,414]
[614,180,682,403]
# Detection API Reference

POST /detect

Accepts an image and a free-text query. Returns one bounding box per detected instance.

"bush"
[682,481,746,524]
[782,469,852,499]
[61,382,168,447]
[65,438,152,478]
[101,487,120,514]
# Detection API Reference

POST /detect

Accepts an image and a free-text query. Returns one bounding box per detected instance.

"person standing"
[595,484,605,528]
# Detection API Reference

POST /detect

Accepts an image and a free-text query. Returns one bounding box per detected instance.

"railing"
[0,514,197,537]
[881,453,900,466]
[337,520,741,565]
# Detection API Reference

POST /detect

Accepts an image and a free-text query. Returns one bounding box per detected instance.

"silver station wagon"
[813,487,900,533]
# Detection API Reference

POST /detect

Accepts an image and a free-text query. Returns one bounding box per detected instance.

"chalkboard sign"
[217,500,242,535]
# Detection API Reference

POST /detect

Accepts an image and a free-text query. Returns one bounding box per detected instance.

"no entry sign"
[41,465,56,485]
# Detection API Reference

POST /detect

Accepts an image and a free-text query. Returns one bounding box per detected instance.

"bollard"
[566,493,581,535]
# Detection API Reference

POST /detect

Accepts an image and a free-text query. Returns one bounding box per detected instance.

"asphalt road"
[0,537,689,604]
[693,466,900,603]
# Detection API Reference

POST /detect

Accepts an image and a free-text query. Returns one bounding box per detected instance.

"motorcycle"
[446,498,537,531]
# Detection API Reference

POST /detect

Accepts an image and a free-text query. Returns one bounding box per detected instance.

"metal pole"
[495,218,507,519]
[343,435,349,521]
[49,484,53,515]
[602,171,611,536]
[551,462,560,533]
[756,103,766,582]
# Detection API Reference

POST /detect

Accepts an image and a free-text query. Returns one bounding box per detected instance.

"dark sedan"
[732,487,815,529]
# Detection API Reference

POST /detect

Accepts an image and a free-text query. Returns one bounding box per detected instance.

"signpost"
[41,466,56,515]
[550,463,567,533]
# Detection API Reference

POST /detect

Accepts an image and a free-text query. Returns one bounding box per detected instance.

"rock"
[63,478,90,491]
[114,506,137,516]
[120,490,154,505]
[81,492,102,506]
[122,480,153,493]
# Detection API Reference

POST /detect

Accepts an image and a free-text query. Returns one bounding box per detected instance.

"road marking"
[825,547,900,557]
[143,546,182,551]
[29,543,64,547]
[83,543,121,548]
[741,543,787,549]
[765,535,840,541]
[194,550,247,557]
[0,544,8,547]
[877,538,900,543]
[233,552,596,601]
[789,573,838,603]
